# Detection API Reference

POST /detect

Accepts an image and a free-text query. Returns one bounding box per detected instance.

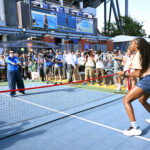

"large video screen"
[76,18,93,34]
[57,12,76,32]
[31,8,57,29]
[31,8,94,34]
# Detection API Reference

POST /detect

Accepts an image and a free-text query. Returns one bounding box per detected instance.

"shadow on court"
[0,121,46,150]
[15,87,77,97]
[142,125,150,136]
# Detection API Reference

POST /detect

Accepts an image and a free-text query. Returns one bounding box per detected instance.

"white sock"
[131,121,138,128]
[119,84,121,88]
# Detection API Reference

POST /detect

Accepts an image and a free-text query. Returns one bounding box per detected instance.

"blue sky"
[96,0,150,36]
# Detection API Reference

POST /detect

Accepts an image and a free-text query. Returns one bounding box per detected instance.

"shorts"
[44,66,52,76]
[85,67,94,77]
[54,67,63,76]
[113,69,120,78]
[136,74,150,94]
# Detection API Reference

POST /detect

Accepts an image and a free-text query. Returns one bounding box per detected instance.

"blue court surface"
[0,83,150,150]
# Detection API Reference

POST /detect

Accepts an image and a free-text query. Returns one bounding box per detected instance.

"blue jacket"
[5,56,20,71]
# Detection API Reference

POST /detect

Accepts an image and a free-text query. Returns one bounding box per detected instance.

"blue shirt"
[5,56,20,71]
[44,59,53,67]
[56,54,63,67]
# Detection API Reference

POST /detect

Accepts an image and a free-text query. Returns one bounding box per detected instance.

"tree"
[102,16,146,37]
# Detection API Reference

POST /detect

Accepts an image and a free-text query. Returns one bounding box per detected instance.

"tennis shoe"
[123,126,142,136]
[145,119,150,124]
[9,94,16,98]
[116,87,121,91]
[83,83,87,86]
[18,92,25,96]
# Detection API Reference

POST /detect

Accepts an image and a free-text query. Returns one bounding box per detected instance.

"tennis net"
[0,76,124,139]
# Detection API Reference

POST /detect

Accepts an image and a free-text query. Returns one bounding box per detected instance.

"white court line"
[2,93,150,142]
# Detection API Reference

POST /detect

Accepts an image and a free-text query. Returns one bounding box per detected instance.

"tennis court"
[0,82,150,150]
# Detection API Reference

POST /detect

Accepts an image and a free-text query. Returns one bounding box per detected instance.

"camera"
[44,53,48,58]
[84,51,90,56]
[84,49,92,56]
[96,49,102,55]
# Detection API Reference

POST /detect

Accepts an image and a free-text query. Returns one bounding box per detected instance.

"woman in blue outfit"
[118,38,150,136]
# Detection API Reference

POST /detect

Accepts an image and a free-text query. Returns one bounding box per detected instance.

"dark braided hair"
[134,38,150,74]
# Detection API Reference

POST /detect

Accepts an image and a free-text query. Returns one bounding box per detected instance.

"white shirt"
[66,53,75,67]
[123,55,134,71]
[94,54,105,69]
[78,56,85,66]
[63,54,67,64]
[73,54,78,65]
[85,56,95,67]
[0,59,5,69]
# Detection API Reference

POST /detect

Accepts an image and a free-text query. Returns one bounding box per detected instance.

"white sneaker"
[123,126,142,136]
[145,119,150,124]
[18,92,26,96]
[116,87,121,91]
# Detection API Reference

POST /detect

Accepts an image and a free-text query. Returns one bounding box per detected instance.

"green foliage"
[102,16,146,37]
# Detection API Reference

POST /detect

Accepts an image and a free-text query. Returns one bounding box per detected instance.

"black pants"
[7,70,25,96]
[68,65,74,82]
[39,67,45,81]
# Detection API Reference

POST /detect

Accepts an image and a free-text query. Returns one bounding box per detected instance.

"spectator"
[78,52,85,72]
[63,50,68,79]
[54,50,63,84]
[37,53,45,81]
[113,49,123,91]
[20,53,29,80]
[66,50,76,83]
[44,52,53,84]
[122,49,135,91]
[0,55,6,81]
[84,50,95,85]
[28,58,37,81]
[73,51,80,81]
[94,50,107,86]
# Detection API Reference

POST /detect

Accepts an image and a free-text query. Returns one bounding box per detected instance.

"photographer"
[94,49,107,86]
[37,53,44,81]
[113,49,123,91]
[44,51,53,84]
[66,50,76,83]
[84,49,95,85]
[54,50,63,84]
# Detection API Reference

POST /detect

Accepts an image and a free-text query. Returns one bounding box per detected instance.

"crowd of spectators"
[0,48,135,91]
